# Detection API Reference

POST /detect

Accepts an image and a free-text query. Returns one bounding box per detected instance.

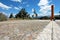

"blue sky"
[0,0,60,17]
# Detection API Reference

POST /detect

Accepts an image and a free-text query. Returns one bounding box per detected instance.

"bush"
[0,13,7,21]
[15,8,30,19]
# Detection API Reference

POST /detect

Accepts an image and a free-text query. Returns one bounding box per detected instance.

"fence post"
[29,34,32,40]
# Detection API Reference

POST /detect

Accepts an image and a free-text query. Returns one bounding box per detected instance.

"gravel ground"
[55,20,60,26]
[0,20,50,40]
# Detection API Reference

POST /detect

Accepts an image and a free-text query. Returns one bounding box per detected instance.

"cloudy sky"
[0,0,60,16]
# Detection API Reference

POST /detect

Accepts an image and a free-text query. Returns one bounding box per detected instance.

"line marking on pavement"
[35,21,60,40]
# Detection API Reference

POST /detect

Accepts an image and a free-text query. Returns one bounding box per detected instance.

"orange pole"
[51,5,54,21]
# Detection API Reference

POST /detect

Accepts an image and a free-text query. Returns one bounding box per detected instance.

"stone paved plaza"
[0,20,60,40]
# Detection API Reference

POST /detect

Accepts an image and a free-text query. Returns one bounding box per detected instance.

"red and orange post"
[50,5,54,21]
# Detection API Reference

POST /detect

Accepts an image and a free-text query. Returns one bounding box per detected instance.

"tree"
[59,11,60,18]
[32,9,38,18]
[40,16,50,19]
[15,8,29,19]
[0,13,7,21]
[9,13,14,18]
[32,15,34,18]
[33,9,38,18]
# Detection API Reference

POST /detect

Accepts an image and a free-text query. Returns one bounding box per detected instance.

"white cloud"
[11,0,22,3]
[54,13,60,15]
[38,0,49,6]
[38,0,51,16]
[14,7,19,10]
[26,5,29,7]
[32,8,34,12]
[14,6,23,10]
[22,2,27,4]
[0,2,11,10]
[19,6,22,9]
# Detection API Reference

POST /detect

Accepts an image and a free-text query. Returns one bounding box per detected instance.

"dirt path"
[0,20,49,40]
